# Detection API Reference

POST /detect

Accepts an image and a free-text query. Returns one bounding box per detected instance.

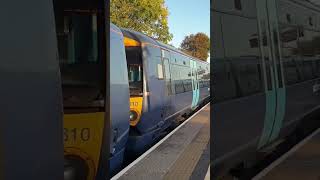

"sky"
[165,0,210,48]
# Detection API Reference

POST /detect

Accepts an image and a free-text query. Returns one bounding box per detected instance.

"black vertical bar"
[210,0,213,177]
[96,0,110,179]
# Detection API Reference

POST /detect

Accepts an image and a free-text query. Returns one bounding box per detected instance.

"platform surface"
[259,129,320,180]
[116,104,210,180]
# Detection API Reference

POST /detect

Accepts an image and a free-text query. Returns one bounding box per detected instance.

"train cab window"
[54,3,105,113]
[124,37,143,96]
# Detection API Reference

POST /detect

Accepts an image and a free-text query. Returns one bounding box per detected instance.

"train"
[212,0,320,178]
[53,0,210,178]
[1,0,64,179]
[111,25,210,175]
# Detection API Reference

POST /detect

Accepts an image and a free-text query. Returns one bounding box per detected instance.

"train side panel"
[211,0,267,176]
[212,0,320,177]
[169,53,194,114]
[276,0,320,140]
[109,24,130,176]
[126,43,166,154]
[122,29,210,157]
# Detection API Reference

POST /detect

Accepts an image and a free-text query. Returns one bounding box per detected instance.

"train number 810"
[64,128,90,142]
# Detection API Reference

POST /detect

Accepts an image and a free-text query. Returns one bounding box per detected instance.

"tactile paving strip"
[118,105,210,180]
[163,114,210,180]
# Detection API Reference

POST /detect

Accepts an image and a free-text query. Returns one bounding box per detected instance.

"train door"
[190,60,200,109]
[162,49,173,118]
[257,0,286,148]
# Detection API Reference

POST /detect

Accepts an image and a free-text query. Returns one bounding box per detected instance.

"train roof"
[110,23,123,35]
[120,27,209,65]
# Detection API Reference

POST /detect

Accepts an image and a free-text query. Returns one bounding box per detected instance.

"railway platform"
[253,128,320,180]
[111,103,210,180]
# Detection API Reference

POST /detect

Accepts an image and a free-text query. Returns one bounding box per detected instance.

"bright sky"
[165,0,210,48]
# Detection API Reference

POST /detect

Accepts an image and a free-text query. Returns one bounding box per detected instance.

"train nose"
[64,156,89,180]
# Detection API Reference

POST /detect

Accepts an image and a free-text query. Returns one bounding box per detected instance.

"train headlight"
[129,110,139,122]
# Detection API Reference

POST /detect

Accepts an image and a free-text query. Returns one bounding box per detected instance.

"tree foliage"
[110,0,173,43]
[180,33,210,61]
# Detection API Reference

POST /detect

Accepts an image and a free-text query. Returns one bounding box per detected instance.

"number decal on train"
[64,128,91,142]
[130,102,139,107]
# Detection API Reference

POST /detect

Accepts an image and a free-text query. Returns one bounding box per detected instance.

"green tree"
[180,33,210,61]
[110,0,173,43]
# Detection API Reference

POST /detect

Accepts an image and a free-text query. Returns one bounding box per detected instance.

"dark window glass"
[198,64,210,88]
[231,59,263,96]
[278,25,300,85]
[212,60,237,102]
[234,0,242,10]
[55,11,104,113]
[297,29,320,81]
[125,46,143,96]
[170,54,196,94]
[171,64,183,94]
[217,13,263,98]
[315,60,320,78]
[286,14,291,23]
[163,57,173,95]
[309,17,313,26]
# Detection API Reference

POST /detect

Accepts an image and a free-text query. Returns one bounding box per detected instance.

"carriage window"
[286,14,291,23]
[278,25,300,85]
[309,17,313,26]
[198,65,210,88]
[157,64,164,79]
[234,0,242,10]
[232,59,263,96]
[182,65,192,92]
[297,29,319,81]
[171,64,184,94]
[54,7,105,113]
[221,13,263,97]
[212,60,237,102]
